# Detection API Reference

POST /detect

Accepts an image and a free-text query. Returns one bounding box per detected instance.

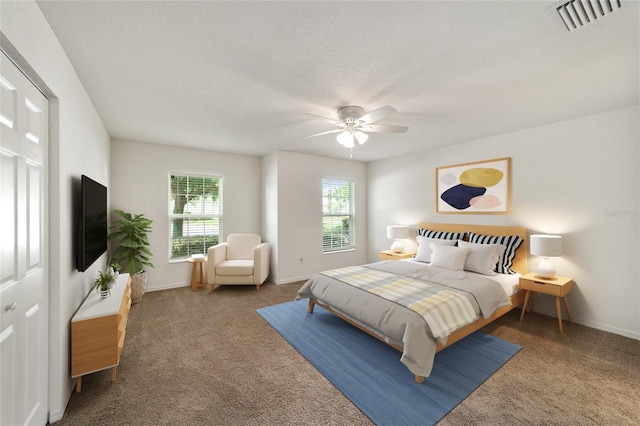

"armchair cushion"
[216,260,254,276]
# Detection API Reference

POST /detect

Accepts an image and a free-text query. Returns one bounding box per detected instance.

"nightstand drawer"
[520,278,573,297]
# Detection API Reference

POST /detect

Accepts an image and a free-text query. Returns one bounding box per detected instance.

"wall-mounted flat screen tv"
[77,175,108,272]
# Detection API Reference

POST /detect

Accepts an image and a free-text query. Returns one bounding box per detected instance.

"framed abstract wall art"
[435,157,511,214]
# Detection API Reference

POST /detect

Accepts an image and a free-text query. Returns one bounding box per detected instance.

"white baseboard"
[271,275,313,285]
[146,282,192,292]
[533,307,640,340]
[48,408,63,424]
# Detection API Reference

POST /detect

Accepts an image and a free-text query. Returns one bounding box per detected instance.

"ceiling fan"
[301,105,408,148]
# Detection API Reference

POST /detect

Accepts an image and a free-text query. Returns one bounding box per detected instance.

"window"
[322,179,354,253]
[169,174,222,259]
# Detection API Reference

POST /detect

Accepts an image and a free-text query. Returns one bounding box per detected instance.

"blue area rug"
[257,300,520,426]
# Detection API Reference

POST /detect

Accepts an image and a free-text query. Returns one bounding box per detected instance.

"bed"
[296,222,527,383]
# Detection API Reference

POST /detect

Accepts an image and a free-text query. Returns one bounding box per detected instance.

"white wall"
[266,151,368,284]
[367,105,639,340]
[110,139,262,291]
[1,1,112,421]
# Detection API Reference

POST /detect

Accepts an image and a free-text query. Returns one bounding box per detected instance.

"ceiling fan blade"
[300,128,343,139]
[363,124,409,133]
[302,112,342,126]
[358,105,397,124]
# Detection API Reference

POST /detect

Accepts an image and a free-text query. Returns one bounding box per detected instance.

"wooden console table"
[71,273,131,392]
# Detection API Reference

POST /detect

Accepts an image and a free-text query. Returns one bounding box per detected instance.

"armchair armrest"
[206,243,228,284]
[253,242,270,285]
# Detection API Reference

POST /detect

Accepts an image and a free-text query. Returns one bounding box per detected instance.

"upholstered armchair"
[206,233,270,292]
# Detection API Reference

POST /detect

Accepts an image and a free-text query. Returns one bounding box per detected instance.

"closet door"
[0,51,49,426]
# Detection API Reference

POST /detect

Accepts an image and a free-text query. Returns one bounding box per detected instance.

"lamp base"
[536,258,556,279]
[390,240,404,253]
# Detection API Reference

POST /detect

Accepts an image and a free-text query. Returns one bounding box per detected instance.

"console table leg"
[75,377,82,393]
[111,367,117,382]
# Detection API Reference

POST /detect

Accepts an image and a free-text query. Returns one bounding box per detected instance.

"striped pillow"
[417,228,466,241]
[468,232,523,275]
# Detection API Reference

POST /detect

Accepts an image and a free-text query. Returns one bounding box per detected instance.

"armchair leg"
[256,285,260,292]
[210,284,216,293]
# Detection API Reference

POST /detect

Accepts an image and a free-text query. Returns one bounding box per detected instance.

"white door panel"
[0,150,17,286]
[0,50,48,426]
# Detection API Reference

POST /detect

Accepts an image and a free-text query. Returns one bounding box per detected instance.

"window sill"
[323,248,355,255]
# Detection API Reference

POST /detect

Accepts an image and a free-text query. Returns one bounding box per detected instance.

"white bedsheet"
[403,259,521,296]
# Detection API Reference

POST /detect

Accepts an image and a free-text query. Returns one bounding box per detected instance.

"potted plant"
[108,262,121,278]
[108,209,154,304]
[94,270,116,299]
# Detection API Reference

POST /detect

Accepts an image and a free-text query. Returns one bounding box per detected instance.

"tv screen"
[78,175,108,272]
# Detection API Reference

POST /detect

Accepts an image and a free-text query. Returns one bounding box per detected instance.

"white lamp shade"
[530,235,562,257]
[387,225,409,240]
[530,234,562,278]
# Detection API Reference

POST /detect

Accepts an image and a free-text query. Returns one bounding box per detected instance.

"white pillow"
[457,240,505,276]
[414,236,457,263]
[468,232,524,274]
[429,244,471,271]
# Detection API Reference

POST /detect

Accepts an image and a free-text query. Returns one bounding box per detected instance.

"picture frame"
[435,157,511,214]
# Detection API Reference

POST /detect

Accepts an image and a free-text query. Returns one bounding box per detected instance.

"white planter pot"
[130,271,148,304]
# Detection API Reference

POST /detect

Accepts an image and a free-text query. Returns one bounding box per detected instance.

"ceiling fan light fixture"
[337,130,355,148]
[354,131,368,145]
[302,105,408,151]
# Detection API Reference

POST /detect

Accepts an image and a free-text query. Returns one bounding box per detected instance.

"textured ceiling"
[36,0,639,162]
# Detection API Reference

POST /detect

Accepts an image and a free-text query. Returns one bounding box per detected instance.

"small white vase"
[100,288,109,299]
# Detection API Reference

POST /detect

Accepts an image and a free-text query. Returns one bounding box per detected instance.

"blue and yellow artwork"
[436,158,510,214]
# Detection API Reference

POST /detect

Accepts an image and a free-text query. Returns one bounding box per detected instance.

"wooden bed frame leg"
[307,298,316,314]
[415,375,424,384]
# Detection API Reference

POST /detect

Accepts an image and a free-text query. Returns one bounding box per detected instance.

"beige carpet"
[55,281,640,425]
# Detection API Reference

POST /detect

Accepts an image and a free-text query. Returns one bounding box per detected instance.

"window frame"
[168,173,223,261]
[322,178,355,253]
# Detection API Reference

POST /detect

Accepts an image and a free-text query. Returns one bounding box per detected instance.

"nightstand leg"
[531,293,537,312]
[555,297,564,334]
[563,296,573,323]
[520,290,530,322]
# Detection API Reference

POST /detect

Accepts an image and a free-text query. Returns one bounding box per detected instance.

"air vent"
[557,0,622,31]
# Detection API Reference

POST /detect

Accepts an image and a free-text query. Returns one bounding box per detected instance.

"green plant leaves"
[108,209,154,275]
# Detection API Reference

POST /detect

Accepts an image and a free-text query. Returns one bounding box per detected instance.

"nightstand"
[519,272,574,333]
[378,250,416,261]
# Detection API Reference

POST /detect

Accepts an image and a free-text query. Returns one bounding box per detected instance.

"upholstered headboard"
[417,222,528,275]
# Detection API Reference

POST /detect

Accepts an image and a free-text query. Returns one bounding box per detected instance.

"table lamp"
[387,225,409,253]
[530,234,562,279]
